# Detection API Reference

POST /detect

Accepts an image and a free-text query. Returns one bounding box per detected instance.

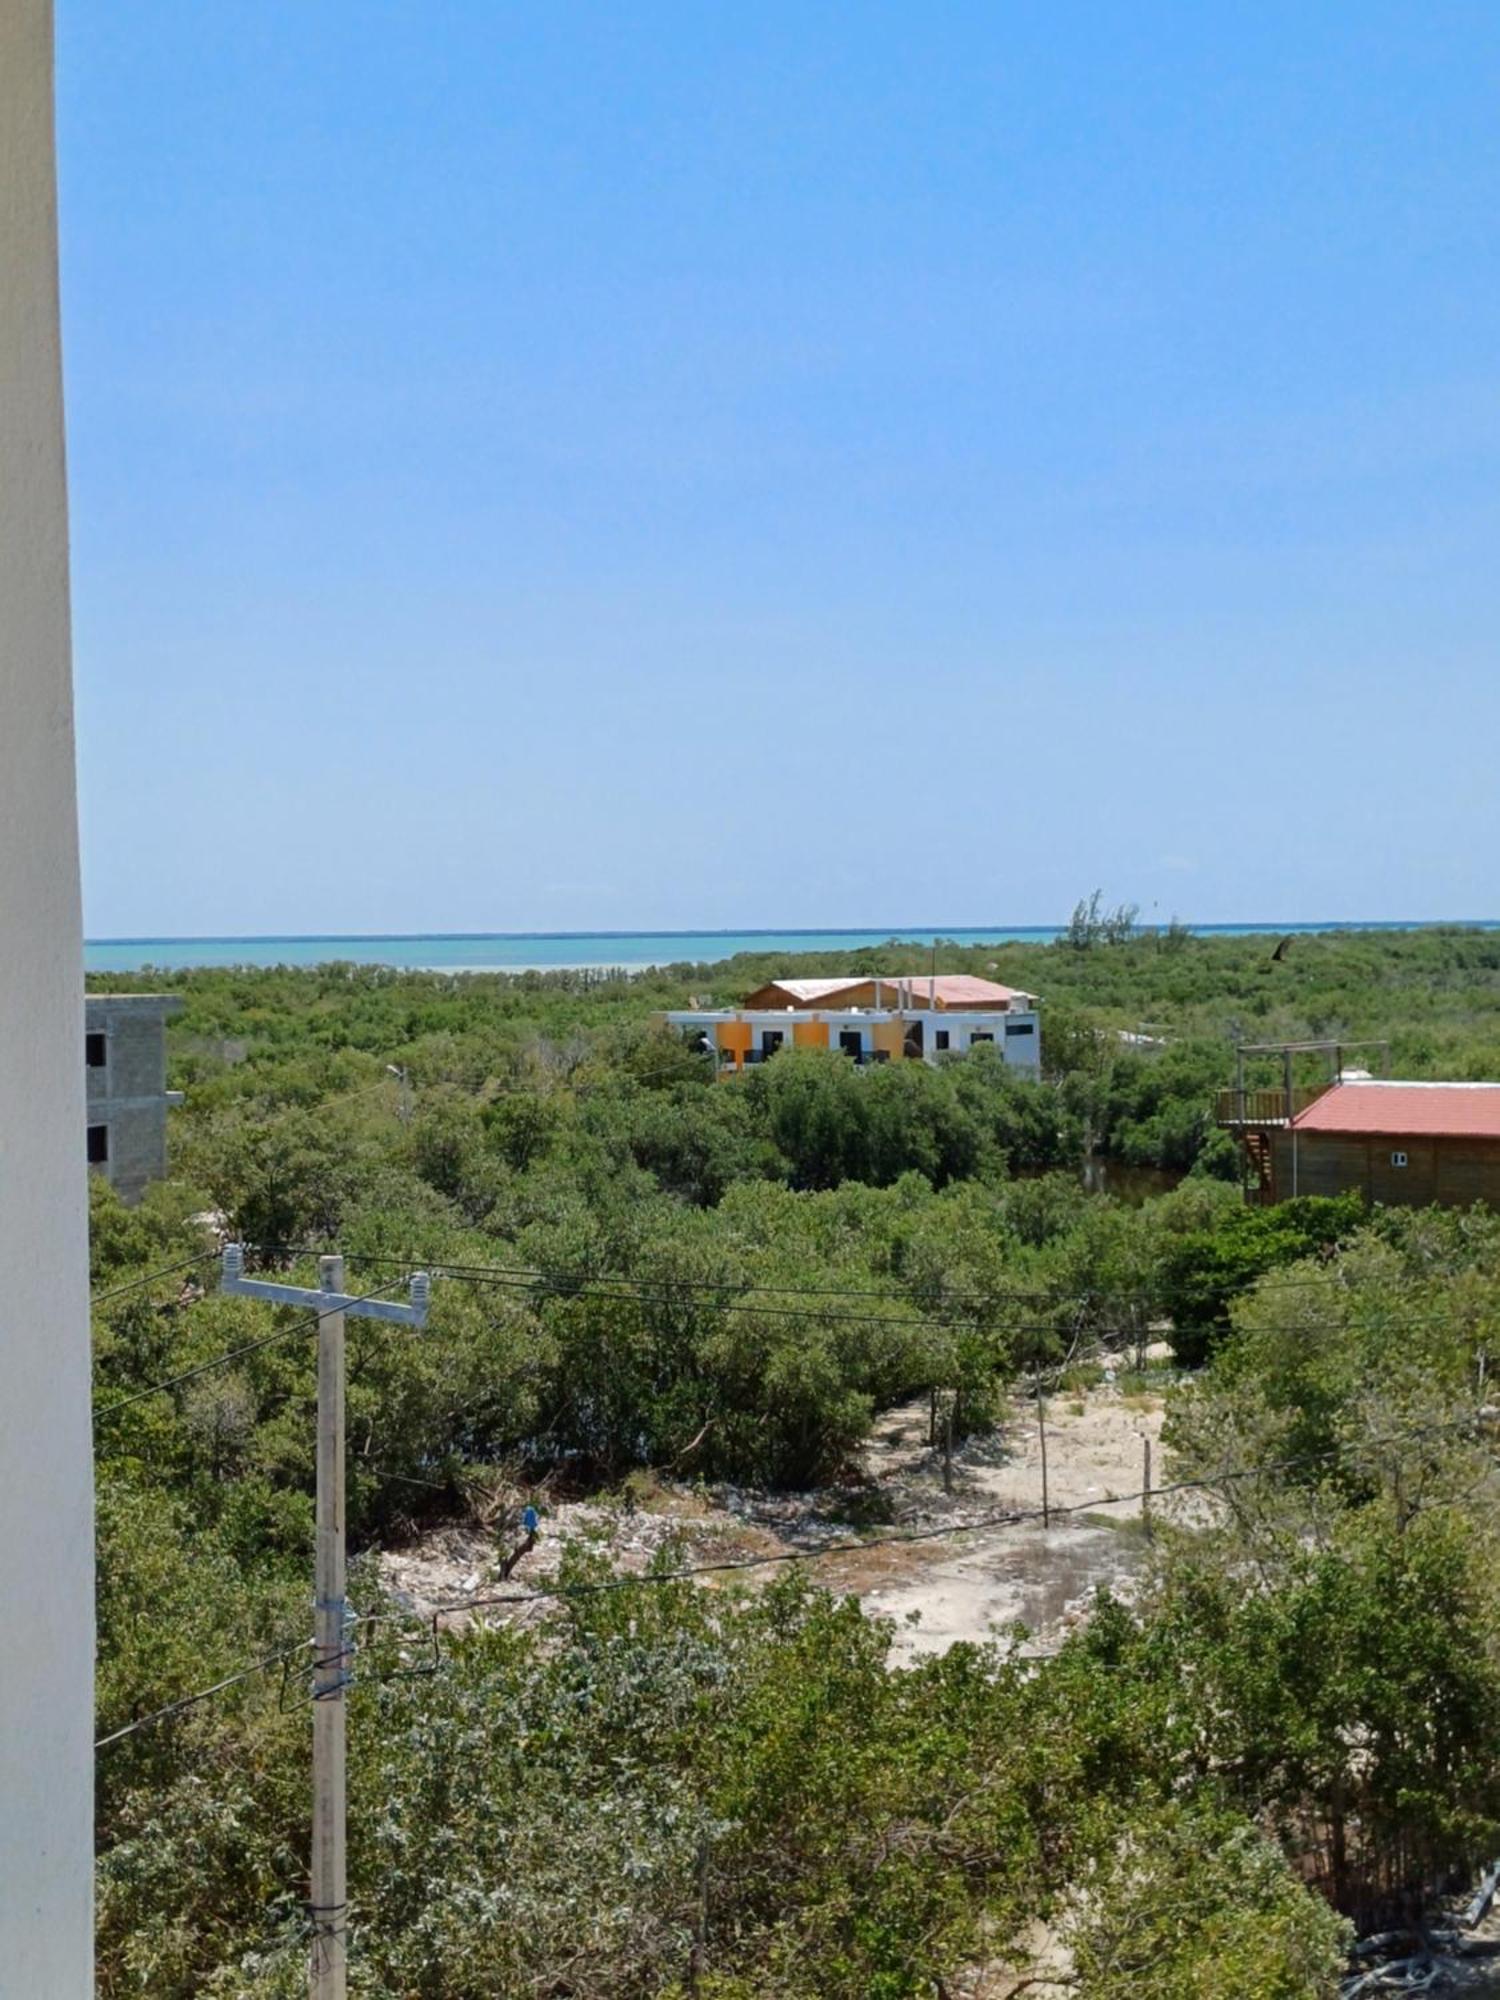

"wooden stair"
[1242,1128,1274,1202]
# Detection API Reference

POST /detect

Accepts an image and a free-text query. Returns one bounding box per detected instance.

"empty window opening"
[86,1031,106,1068]
[87,1124,109,1165]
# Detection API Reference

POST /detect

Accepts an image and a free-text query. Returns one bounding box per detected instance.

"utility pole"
[385,1064,411,1124]
[311,1254,348,2000]
[221,1246,429,2000]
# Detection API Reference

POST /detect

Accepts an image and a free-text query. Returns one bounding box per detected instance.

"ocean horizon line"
[84,917,1500,946]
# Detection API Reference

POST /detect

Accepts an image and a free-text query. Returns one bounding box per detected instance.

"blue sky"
[59,3,1500,936]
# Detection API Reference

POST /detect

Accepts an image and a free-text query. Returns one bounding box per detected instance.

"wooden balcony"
[1216,1085,1330,1128]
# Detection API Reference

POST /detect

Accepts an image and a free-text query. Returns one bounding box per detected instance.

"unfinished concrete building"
[85,993,183,1202]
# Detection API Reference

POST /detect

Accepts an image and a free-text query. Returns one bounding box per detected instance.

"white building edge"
[0,3,94,1986]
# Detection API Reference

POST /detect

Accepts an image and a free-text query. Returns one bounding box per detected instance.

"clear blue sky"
[59,3,1500,937]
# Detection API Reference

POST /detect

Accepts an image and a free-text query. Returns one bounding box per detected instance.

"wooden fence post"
[1142,1435,1153,1537]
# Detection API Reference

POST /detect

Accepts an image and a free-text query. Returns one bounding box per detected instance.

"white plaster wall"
[0,1,95,1987]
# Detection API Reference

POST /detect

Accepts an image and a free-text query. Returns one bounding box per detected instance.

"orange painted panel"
[793,1020,830,1048]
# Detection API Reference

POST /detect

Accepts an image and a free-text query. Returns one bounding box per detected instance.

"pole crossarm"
[220,1245,430,1326]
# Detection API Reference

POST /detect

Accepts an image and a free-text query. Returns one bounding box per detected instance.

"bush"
[1159,1195,1364,1365]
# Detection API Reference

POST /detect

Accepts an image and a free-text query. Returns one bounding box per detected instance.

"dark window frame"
[86,1030,107,1069]
[87,1123,110,1165]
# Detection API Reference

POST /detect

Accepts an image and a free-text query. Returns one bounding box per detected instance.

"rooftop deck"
[1215,1084,1333,1128]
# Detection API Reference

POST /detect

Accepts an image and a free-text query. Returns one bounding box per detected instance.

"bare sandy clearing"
[847,1369,1167,1660]
[374,1363,1171,1660]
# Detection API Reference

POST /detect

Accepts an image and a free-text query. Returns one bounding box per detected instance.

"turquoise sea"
[83,921,1500,976]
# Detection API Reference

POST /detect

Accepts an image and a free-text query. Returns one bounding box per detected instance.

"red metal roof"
[915,974,1034,1006]
[1291,1081,1500,1139]
[857,974,1035,1007]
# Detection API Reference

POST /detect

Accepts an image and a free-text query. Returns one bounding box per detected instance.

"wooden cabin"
[1220,1077,1500,1208]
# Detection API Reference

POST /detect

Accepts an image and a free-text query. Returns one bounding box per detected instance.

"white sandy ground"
[856,1355,1171,1663]
[375,1368,1500,1995]
[377,1349,1172,1662]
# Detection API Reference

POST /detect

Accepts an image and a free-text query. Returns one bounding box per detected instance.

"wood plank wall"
[1269,1132,1500,1206]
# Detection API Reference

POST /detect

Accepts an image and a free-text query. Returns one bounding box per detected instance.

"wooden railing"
[1216,1085,1329,1126]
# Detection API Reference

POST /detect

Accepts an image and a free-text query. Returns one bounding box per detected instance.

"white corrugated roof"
[761,977,868,1001]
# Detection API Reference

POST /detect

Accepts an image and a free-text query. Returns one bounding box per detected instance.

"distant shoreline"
[82,919,1500,976]
[84,919,1500,945]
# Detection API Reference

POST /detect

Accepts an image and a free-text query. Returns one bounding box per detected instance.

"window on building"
[934,1029,950,1051]
[1391,1150,1409,1168]
[838,1029,863,1057]
[970,1030,994,1044]
[1004,1021,1035,1038]
[87,1124,109,1165]
[86,1031,106,1068]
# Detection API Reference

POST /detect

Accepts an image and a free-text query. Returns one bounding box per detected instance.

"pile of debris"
[1343,1864,1500,1995]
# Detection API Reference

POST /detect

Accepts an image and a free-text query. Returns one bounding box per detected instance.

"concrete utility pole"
[385,1064,411,1124]
[221,1247,430,2000]
[311,1254,348,2000]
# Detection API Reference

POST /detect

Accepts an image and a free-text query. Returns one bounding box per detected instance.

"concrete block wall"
[85,996,181,1202]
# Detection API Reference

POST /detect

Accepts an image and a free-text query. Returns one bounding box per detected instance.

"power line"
[92,1254,1489,1449]
[92,1250,1472,1392]
[343,1264,1495,1358]
[94,1322,316,1420]
[373,1410,1493,1628]
[253,1247,1071,1332]
[303,1242,1156,1314]
[94,1639,312,1750]
[415,1269,1028,1334]
[267,1244,1472,1316]
[93,1277,417,1425]
[346,1255,1073,1312]
[263,1246,1099,1326]
[90,1248,219,1309]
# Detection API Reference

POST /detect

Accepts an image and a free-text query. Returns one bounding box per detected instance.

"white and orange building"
[665,973,1041,1076]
